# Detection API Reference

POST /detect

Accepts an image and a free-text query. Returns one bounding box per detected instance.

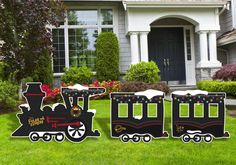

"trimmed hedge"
[120,81,169,94]
[197,80,236,96]
[124,61,160,83]
[96,32,119,81]
[61,66,93,85]
[26,51,53,87]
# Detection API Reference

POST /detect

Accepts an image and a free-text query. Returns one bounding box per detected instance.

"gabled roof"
[218,29,236,46]
[62,0,122,1]
[123,0,228,8]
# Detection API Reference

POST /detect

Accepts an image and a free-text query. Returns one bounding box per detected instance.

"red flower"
[93,80,100,87]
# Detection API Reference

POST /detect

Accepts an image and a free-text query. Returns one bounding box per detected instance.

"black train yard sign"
[12,82,105,143]
[110,89,168,143]
[171,90,230,143]
[110,89,229,143]
[12,83,230,144]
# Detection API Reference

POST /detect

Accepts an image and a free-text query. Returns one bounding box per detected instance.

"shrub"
[96,32,119,81]
[30,51,53,87]
[0,1,65,83]
[61,66,93,85]
[124,61,160,83]
[0,62,7,81]
[120,81,169,94]
[0,81,19,113]
[213,64,236,81]
[197,80,236,96]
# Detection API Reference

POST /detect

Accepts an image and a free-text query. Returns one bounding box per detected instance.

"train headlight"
[70,106,81,117]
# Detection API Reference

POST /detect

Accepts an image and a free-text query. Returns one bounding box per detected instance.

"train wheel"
[193,134,202,143]
[204,134,213,143]
[30,132,39,142]
[65,121,86,142]
[132,134,141,143]
[55,133,65,142]
[43,133,52,142]
[182,134,191,143]
[143,134,152,143]
[121,134,129,143]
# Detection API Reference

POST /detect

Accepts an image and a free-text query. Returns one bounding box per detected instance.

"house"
[52,0,228,86]
[217,0,236,65]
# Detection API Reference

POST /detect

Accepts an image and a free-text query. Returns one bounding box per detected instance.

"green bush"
[0,62,6,81]
[96,32,119,81]
[124,61,160,83]
[29,51,53,87]
[0,81,19,112]
[0,62,10,81]
[197,80,236,96]
[61,66,93,84]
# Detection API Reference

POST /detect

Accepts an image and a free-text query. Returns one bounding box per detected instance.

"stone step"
[169,85,197,92]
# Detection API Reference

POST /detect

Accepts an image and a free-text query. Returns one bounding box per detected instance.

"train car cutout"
[12,82,105,143]
[110,89,168,143]
[171,90,230,143]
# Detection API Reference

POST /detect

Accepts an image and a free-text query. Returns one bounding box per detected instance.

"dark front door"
[148,27,186,82]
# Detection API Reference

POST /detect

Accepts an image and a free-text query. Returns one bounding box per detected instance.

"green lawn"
[0,100,236,164]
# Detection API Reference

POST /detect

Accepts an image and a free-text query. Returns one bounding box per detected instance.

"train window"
[133,103,143,119]
[77,98,84,109]
[69,97,73,105]
[179,103,189,118]
[148,103,158,118]
[118,104,128,118]
[194,103,204,118]
[209,103,219,118]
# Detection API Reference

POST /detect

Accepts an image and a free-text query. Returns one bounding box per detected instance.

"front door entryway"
[148,27,186,84]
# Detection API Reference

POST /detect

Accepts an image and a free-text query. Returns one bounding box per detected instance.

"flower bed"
[42,80,121,104]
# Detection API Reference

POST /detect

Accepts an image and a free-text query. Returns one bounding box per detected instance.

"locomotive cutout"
[110,89,168,143]
[171,90,230,143]
[12,82,105,143]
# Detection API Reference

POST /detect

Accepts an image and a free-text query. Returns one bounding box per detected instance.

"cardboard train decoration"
[12,82,105,143]
[171,90,229,143]
[110,90,229,143]
[110,90,168,143]
[12,82,230,143]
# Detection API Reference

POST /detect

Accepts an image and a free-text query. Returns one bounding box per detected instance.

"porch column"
[140,32,149,62]
[208,31,222,67]
[129,32,139,64]
[197,31,209,67]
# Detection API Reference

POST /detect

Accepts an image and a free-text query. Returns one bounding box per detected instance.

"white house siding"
[118,4,131,73]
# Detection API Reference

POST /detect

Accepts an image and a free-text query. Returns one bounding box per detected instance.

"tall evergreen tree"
[0,0,65,85]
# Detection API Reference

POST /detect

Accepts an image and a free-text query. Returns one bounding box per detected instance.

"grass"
[0,100,236,164]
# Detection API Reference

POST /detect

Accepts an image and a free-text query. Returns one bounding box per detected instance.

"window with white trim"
[52,8,115,74]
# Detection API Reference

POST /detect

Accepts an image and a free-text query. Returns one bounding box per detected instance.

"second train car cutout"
[110,89,169,143]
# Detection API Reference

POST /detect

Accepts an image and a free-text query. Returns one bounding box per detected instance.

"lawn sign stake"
[12,82,105,143]
[110,89,168,143]
[171,90,230,143]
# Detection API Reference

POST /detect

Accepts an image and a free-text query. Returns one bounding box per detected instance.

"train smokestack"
[23,83,45,112]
